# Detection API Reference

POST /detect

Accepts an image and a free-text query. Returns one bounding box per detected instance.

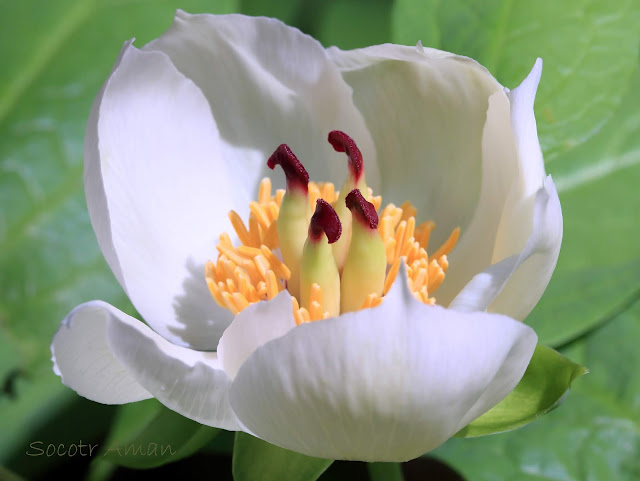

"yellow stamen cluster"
[375,203,459,306]
[205,178,458,325]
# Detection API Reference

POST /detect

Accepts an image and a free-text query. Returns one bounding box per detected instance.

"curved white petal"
[218,292,295,379]
[86,41,237,350]
[145,11,379,192]
[508,58,545,200]
[450,61,561,320]
[437,89,520,305]
[52,301,240,431]
[51,302,152,404]
[229,265,537,461]
[450,176,562,320]
[327,44,504,248]
[493,58,548,261]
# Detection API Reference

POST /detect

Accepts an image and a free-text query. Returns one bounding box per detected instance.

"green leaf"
[528,259,640,346]
[316,0,393,49]
[392,0,640,161]
[456,344,587,438]
[233,432,333,481]
[97,398,220,469]
[0,0,237,469]
[432,300,640,481]
[1,362,116,479]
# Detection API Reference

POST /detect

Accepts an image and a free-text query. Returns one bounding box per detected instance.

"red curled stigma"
[267,144,309,193]
[328,131,364,183]
[345,189,378,230]
[309,199,342,244]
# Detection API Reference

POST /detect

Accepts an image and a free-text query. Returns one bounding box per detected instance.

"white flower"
[51,12,561,462]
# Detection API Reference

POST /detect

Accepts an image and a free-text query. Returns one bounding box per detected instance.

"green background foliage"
[0,0,638,480]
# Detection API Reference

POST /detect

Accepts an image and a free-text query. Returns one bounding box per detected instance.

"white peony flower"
[51,11,562,462]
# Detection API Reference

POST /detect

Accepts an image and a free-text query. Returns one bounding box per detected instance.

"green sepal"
[95,398,220,469]
[233,432,333,481]
[455,344,587,438]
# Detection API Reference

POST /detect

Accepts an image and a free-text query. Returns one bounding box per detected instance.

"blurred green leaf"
[528,258,640,346]
[233,432,333,481]
[316,0,393,49]
[1,361,116,478]
[239,0,305,25]
[97,399,219,469]
[433,300,640,481]
[0,0,236,468]
[457,345,586,438]
[392,0,640,161]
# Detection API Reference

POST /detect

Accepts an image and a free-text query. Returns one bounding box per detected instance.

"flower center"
[205,132,458,325]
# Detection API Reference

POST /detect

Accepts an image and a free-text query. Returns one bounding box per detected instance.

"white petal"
[450,176,562,320]
[328,44,504,247]
[492,59,547,262]
[51,302,152,404]
[52,301,240,431]
[436,89,520,305]
[218,292,295,379]
[146,11,379,192]
[85,41,236,350]
[508,58,546,200]
[229,265,537,461]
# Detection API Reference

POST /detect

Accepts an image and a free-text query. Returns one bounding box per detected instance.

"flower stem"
[367,462,405,481]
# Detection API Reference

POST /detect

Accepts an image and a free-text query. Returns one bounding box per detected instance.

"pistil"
[328,131,368,272]
[340,189,386,313]
[267,144,311,300]
[300,199,342,317]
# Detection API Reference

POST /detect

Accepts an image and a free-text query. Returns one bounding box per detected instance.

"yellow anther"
[308,183,321,207]
[218,232,233,248]
[258,178,272,204]
[253,254,270,279]
[439,255,449,273]
[394,220,407,261]
[431,227,460,260]
[400,201,417,221]
[206,277,225,307]
[232,292,250,312]
[415,221,435,249]
[216,244,246,267]
[260,245,291,280]
[249,201,271,232]
[384,238,396,264]
[263,222,279,250]
[309,283,322,307]
[228,210,252,246]
[256,281,268,300]
[248,214,261,248]
[320,183,337,203]
[266,270,280,300]
[383,258,401,296]
[225,278,237,294]
[221,292,239,315]
[222,259,237,281]
[235,245,263,259]
[267,201,279,222]
[310,301,323,321]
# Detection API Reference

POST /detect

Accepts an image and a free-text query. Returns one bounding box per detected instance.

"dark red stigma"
[328,131,364,183]
[267,144,309,194]
[345,189,378,230]
[309,199,342,244]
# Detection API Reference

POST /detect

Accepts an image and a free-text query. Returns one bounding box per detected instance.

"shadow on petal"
[169,258,234,351]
